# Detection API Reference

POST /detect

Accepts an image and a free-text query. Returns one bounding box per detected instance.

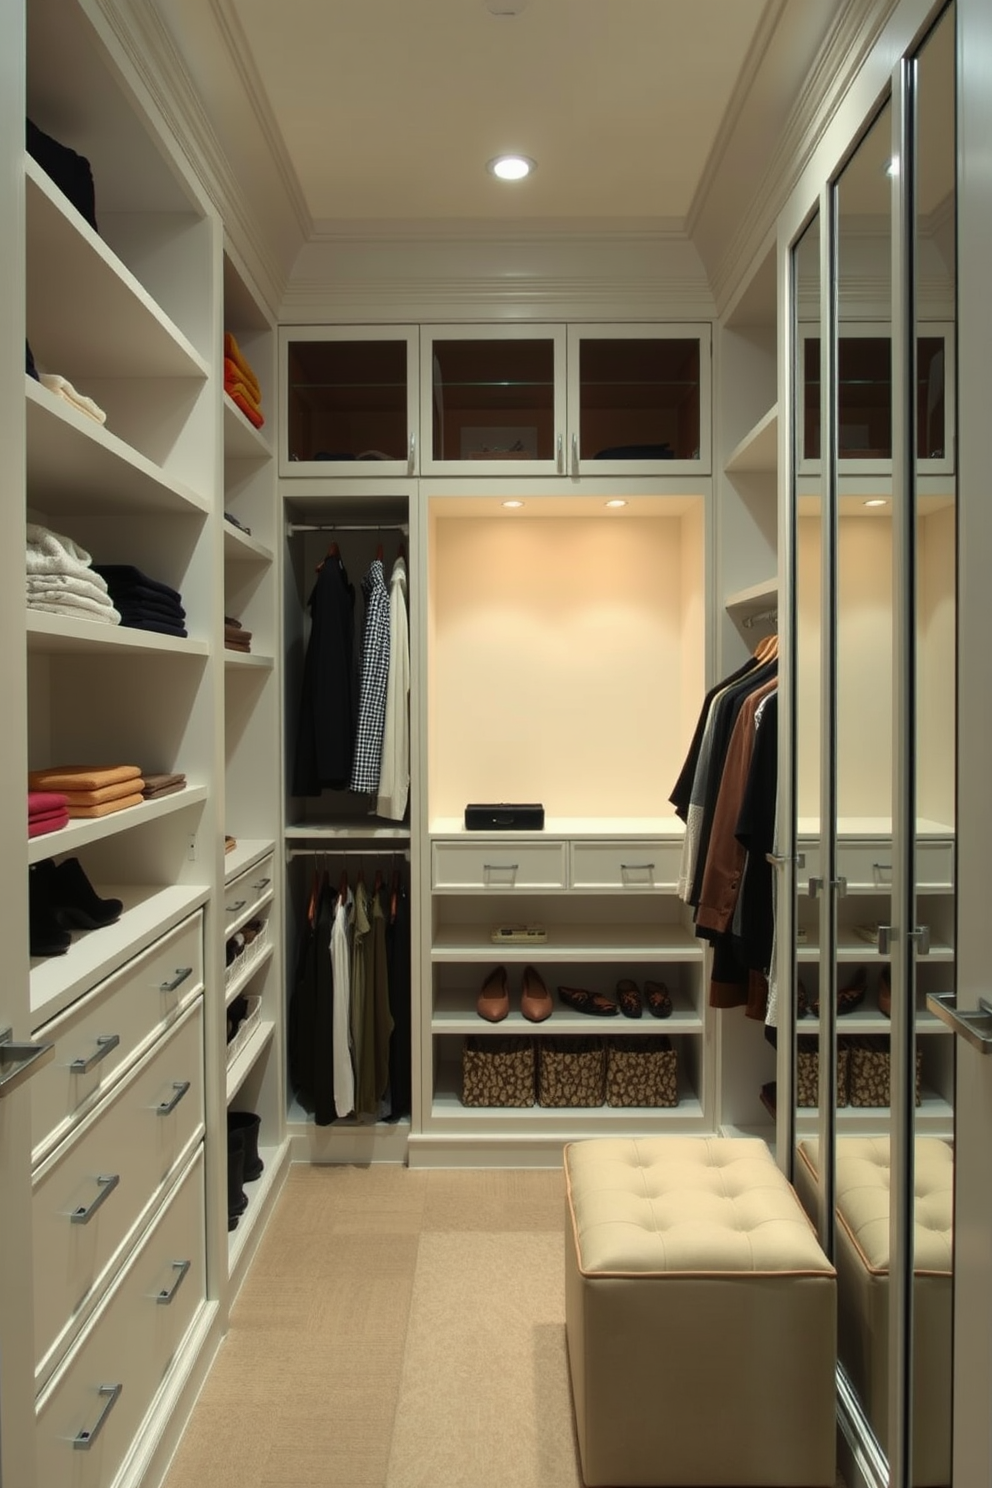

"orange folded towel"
[62,777,146,807]
[66,792,145,819]
[228,386,265,429]
[223,357,262,407]
[223,333,262,404]
[29,764,142,792]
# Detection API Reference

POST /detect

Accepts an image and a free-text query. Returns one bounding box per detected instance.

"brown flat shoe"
[644,980,672,1019]
[878,967,891,1018]
[477,965,509,1022]
[615,978,643,1018]
[520,964,553,1022]
[557,985,619,1017]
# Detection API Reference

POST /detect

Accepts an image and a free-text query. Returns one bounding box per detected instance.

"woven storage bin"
[461,1036,535,1107]
[797,1035,850,1107]
[606,1036,678,1107]
[538,1036,605,1108]
[848,1036,922,1107]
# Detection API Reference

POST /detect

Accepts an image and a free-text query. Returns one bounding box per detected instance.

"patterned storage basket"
[797,1036,850,1108]
[537,1036,605,1108]
[606,1036,678,1107]
[847,1035,922,1107]
[461,1036,535,1107]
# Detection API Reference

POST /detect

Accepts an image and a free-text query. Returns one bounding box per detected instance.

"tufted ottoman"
[564,1137,837,1487]
[796,1137,952,1487]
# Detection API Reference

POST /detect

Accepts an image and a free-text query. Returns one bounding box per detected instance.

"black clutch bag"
[464,803,545,831]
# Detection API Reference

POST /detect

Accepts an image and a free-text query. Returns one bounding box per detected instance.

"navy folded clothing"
[27,119,98,231]
[116,597,186,624]
[92,564,183,605]
[26,340,39,380]
[119,617,188,638]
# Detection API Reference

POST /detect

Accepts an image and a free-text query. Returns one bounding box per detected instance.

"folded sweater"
[28,599,121,625]
[228,386,265,429]
[28,790,69,816]
[67,792,144,819]
[223,333,262,403]
[29,809,70,839]
[61,777,146,807]
[29,764,142,792]
[92,565,183,606]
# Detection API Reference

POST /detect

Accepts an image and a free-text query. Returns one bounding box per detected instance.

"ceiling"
[153,0,856,304]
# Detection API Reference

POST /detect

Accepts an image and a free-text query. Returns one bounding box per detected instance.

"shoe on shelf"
[51,856,123,930]
[28,861,71,957]
[228,1110,264,1181]
[557,985,619,1017]
[615,978,643,1018]
[644,980,673,1019]
[797,980,809,1019]
[520,965,553,1022]
[811,965,868,1017]
[878,966,891,1018]
[477,965,510,1023]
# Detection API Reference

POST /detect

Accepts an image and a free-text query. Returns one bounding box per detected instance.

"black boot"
[228,1110,264,1181]
[227,1127,248,1230]
[51,856,123,929]
[29,861,71,956]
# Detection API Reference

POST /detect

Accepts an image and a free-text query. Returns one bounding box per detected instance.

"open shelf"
[432,985,703,1034]
[226,1018,275,1102]
[430,922,703,961]
[26,611,208,657]
[27,786,209,866]
[725,404,778,474]
[223,393,272,460]
[224,838,275,884]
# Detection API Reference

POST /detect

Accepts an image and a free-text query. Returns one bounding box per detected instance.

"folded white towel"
[39,373,107,425]
[26,569,111,598]
[26,523,94,567]
[28,591,121,622]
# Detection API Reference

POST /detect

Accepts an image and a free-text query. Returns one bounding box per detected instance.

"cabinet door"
[420,324,567,475]
[798,321,955,477]
[280,325,419,477]
[566,324,712,477]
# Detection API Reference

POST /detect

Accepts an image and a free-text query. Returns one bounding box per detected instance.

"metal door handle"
[927,992,992,1053]
[251,877,271,892]
[409,430,416,473]
[910,925,931,956]
[808,876,823,899]
[557,432,563,471]
[620,863,655,872]
[226,899,246,914]
[70,1034,120,1074]
[878,925,892,955]
[157,1080,191,1116]
[73,1383,123,1449]
[160,967,193,993]
[71,1173,120,1224]
[156,1259,191,1305]
[571,431,579,474]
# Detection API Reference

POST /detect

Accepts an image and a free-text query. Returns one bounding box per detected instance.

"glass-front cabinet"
[279,325,419,477]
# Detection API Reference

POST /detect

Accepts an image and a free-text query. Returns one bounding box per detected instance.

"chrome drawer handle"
[484,863,518,872]
[70,1034,120,1074]
[251,877,271,891]
[620,863,655,872]
[73,1383,123,1450]
[157,1080,191,1116]
[226,899,247,914]
[71,1173,120,1225]
[160,967,193,993]
[157,1258,191,1305]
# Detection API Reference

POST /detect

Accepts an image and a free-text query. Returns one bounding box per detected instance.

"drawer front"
[570,841,682,890]
[432,841,567,890]
[32,999,204,1386]
[799,841,954,893]
[224,853,274,933]
[35,1146,206,1488]
[31,912,204,1165]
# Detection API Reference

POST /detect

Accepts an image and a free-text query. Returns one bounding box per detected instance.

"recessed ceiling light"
[863,497,888,507]
[501,499,524,509]
[487,155,536,181]
[605,499,627,509]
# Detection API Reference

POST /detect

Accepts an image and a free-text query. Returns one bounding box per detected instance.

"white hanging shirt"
[376,556,410,821]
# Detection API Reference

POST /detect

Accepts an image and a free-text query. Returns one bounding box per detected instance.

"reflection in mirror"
[912,8,956,1487]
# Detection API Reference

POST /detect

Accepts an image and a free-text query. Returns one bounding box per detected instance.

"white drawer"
[432,841,567,890]
[35,1145,205,1488]
[31,912,203,1165]
[224,853,274,933]
[569,841,682,891]
[32,999,204,1387]
[799,840,954,893]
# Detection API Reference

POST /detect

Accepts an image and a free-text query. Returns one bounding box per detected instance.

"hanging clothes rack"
[741,607,778,630]
[286,521,409,537]
[285,846,410,862]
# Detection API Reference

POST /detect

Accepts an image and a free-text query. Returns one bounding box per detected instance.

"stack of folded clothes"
[28,764,145,819]
[28,789,69,839]
[224,331,264,429]
[141,771,186,802]
[224,614,252,653]
[26,524,121,626]
[38,371,106,425]
[91,564,187,638]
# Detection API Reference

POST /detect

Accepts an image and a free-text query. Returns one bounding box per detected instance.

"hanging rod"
[285,845,410,861]
[741,607,778,630]
[286,522,409,536]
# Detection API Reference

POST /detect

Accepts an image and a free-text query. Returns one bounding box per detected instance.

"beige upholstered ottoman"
[564,1137,837,1487]
[797,1137,952,1487]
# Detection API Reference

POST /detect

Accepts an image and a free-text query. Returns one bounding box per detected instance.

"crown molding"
[706,0,902,316]
[307,216,688,246]
[100,0,290,315]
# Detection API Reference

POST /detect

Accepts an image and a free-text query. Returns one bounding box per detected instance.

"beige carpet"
[384,1230,582,1488]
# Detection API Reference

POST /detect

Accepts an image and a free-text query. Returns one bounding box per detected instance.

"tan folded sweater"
[66,792,145,819]
[29,764,142,792]
[62,777,146,806]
